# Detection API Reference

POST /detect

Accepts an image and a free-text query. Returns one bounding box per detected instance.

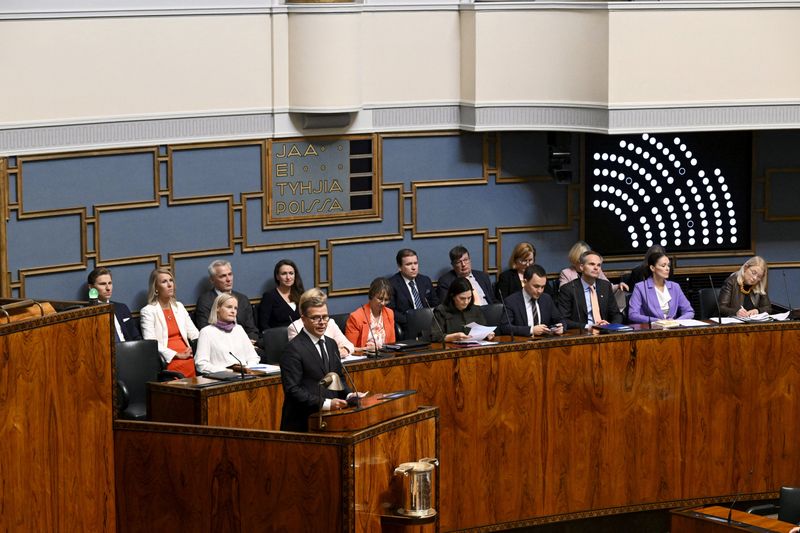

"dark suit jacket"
[436,269,494,306]
[499,291,561,336]
[387,272,438,327]
[718,273,771,316]
[195,289,260,341]
[112,302,142,342]
[557,278,622,330]
[258,288,301,330]
[280,332,350,432]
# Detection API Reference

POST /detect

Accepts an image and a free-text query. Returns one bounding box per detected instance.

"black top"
[495,269,524,301]
[258,288,301,330]
[431,304,486,342]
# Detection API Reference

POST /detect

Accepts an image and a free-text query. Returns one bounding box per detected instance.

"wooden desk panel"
[144,322,800,531]
[0,304,116,532]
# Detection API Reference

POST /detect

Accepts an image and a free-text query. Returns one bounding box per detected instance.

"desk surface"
[673,505,797,532]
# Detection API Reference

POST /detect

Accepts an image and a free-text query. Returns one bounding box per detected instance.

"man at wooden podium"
[280,288,352,432]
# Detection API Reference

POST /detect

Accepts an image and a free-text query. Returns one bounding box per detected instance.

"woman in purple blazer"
[628,252,694,324]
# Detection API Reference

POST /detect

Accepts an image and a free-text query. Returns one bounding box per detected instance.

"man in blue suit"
[87,267,142,343]
[388,248,438,330]
[500,264,563,337]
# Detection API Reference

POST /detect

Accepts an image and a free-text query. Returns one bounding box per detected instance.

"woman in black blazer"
[495,242,536,301]
[258,259,305,330]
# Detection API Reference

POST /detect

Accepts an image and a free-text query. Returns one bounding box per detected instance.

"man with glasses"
[287,288,354,356]
[436,245,495,306]
[280,288,354,432]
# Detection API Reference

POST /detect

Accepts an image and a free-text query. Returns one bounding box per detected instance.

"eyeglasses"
[305,315,330,324]
[516,257,534,265]
[453,258,471,266]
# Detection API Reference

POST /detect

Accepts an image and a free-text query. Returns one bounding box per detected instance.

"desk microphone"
[708,275,723,325]
[497,290,515,342]
[338,357,362,408]
[362,304,381,359]
[727,468,754,524]
[228,351,246,380]
[783,270,794,312]
[422,294,446,349]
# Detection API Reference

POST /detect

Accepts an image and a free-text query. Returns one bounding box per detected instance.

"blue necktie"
[409,280,423,309]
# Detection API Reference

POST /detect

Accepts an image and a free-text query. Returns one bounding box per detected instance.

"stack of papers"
[248,364,281,374]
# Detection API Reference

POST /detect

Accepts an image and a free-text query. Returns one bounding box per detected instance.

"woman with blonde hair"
[495,242,536,301]
[558,240,628,292]
[719,256,771,317]
[140,267,200,378]
[195,293,260,374]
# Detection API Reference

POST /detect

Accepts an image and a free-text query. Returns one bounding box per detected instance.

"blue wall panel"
[20,152,155,213]
[415,180,568,234]
[382,135,483,184]
[7,212,82,273]
[97,198,230,261]
[172,145,262,200]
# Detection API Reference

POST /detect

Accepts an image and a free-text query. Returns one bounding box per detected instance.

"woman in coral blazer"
[345,277,396,351]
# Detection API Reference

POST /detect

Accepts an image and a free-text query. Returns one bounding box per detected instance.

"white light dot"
[689,229,695,236]
[642,134,650,140]
[714,210,721,218]
[620,214,627,221]
[674,239,682,246]
[658,222,666,230]
[690,158,697,166]
[731,228,737,235]
[593,184,601,192]
[679,144,686,151]
[674,162,681,169]
[714,168,721,176]
[689,238,696,245]
[632,205,639,212]
[643,152,650,159]
[610,154,617,162]
[615,208,622,215]
[662,148,670,156]
[594,169,601,176]
[644,195,651,202]
[632,240,639,247]
[593,200,600,207]
[663,198,671,206]
[602,169,609,176]
[667,177,674,184]
[662,170,669,177]
[679,195,686,203]
[651,207,658,214]
[703,238,710,245]
[655,186,663,194]
[650,157,657,165]
[686,151,692,158]
[717,237,723,244]
[627,199,634,206]
[628,225,635,232]
[601,184,608,192]
[655,214,663,221]
[640,216,647,223]
[628,143,635,150]
[674,137,681,145]
[706,186,713,193]
[718,176,725,184]
[728,208,735,216]
[668,153,675,161]
[594,152,601,160]
[601,200,608,208]
[656,142,663,149]
[721,184,728,192]
[602,153,609,160]
[650,138,656,145]
[731,236,738,244]
[635,147,642,154]
[673,221,680,229]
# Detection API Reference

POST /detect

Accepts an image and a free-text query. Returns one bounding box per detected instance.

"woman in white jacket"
[140,267,200,378]
[195,293,260,374]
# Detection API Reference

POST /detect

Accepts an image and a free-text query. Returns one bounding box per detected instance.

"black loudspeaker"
[547,132,572,184]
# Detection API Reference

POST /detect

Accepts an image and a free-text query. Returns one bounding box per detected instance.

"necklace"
[739,283,752,295]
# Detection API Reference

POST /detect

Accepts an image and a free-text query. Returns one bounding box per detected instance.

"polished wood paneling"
[144,322,800,531]
[115,408,438,533]
[0,305,116,532]
[354,416,437,532]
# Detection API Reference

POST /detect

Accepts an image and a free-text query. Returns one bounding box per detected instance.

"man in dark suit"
[388,248,438,330]
[281,289,352,432]
[436,245,494,306]
[557,250,623,330]
[87,267,142,342]
[195,259,261,346]
[500,264,563,337]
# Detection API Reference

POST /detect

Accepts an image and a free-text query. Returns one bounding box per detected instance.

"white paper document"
[248,363,281,374]
[465,322,496,340]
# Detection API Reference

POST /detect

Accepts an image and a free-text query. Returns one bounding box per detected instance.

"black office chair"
[115,339,184,420]
[698,287,722,320]
[262,327,289,365]
[481,303,506,327]
[747,486,800,524]
[330,312,350,335]
[403,307,434,341]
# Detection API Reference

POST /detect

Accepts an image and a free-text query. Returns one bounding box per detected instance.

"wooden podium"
[671,505,797,532]
[116,390,437,532]
[309,390,418,432]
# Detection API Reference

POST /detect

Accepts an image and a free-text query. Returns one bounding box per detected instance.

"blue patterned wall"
[5,131,800,315]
